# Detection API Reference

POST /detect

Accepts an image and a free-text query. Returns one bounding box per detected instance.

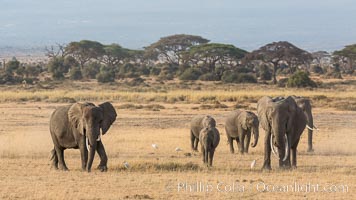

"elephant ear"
[238,112,248,130]
[285,96,298,130]
[99,102,117,135]
[68,103,85,135]
[257,97,272,132]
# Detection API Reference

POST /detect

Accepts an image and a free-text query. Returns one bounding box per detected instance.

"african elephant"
[199,126,220,166]
[190,115,216,151]
[225,110,259,154]
[292,96,316,152]
[257,96,307,170]
[49,102,117,172]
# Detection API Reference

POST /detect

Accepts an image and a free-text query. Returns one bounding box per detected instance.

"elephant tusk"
[306,125,313,131]
[96,133,102,141]
[270,134,278,158]
[313,125,319,131]
[86,137,90,152]
[282,134,289,162]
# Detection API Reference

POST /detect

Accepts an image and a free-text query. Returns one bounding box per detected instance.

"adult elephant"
[292,96,317,152]
[257,96,306,170]
[225,110,259,154]
[190,115,216,151]
[49,102,117,172]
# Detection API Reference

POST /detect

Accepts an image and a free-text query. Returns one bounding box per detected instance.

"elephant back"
[202,115,216,128]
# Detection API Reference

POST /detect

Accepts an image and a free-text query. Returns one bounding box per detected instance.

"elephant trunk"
[86,129,98,172]
[251,127,259,147]
[204,137,210,164]
[306,111,314,151]
[274,127,289,162]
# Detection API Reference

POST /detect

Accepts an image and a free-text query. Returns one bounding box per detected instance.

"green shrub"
[96,66,115,83]
[5,58,20,74]
[63,56,79,69]
[222,71,257,83]
[199,73,219,81]
[277,78,289,87]
[286,71,317,88]
[149,66,161,76]
[311,65,324,74]
[47,57,68,80]
[69,67,83,80]
[82,62,101,79]
[258,65,272,80]
[137,65,150,76]
[24,65,42,78]
[179,68,202,80]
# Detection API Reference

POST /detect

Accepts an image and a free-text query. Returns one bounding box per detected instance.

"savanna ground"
[0,77,355,199]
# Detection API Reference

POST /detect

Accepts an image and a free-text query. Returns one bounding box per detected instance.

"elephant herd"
[191,95,317,169]
[48,96,316,172]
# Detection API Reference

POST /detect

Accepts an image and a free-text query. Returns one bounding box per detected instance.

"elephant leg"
[96,141,108,172]
[190,130,196,151]
[79,137,88,171]
[291,147,297,168]
[244,131,251,153]
[291,139,300,168]
[307,130,314,152]
[262,131,272,170]
[55,146,68,171]
[208,150,215,167]
[204,148,209,166]
[201,146,206,163]
[238,134,245,154]
[227,135,234,154]
[50,148,58,170]
[194,138,199,151]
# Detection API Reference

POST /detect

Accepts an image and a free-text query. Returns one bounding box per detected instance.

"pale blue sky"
[0,0,355,51]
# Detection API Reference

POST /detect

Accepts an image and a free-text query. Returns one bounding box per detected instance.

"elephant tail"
[50,149,56,161]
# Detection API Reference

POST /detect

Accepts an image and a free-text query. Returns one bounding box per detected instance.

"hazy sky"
[0,0,355,51]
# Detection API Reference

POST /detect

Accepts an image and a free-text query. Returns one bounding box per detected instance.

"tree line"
[1,34,355,87]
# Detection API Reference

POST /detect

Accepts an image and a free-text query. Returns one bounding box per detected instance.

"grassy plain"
[0,79,355,199]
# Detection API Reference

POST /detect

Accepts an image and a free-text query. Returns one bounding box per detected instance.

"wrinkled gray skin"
[274,96,315,152]
[225,110,259,154]
[292,96,315,152]
[199,127,220,166]
[190,115,216,151]
[257,96,306,170]
[49,102,117,172]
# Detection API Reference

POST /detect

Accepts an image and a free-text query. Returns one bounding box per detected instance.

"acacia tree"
[244,41,313,84]
[100,44,129,67]
[125,49,145,64]
[144,34,209,65]
[65,40,105,70]
[333,44,356,74]
[186,43,248,74]
[45,43,68,58]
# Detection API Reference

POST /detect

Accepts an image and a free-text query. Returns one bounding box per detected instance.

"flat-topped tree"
[185,43,248,76]
[144,34,209,65]
[334,44,356,73]
[244,41,312,84]
[66,40,105,70]
[101,44,129,67]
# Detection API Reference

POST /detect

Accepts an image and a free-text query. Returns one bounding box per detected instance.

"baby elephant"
[190,115,216,151]
[225,110,259,154]
[199,126,220,167]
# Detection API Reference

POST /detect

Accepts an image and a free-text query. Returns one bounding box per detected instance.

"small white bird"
[175,147,182,152]
[123,161,130,169]
[152,144,159,149]
[250,159,256,169]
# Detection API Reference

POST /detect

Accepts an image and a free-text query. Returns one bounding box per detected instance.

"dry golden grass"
[0,88,355,103]
[0,100,355,199]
